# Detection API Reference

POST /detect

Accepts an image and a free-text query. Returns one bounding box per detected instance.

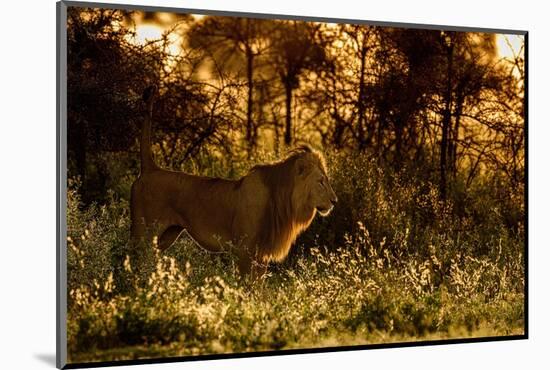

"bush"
[66,153,524,363]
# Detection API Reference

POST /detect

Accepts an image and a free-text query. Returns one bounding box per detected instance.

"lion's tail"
[140,85,159,173]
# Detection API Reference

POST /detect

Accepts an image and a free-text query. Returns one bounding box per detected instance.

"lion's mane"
[251,145,326,262]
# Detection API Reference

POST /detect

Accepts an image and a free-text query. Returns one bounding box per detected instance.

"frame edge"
[61,0,527,35]
[57,1,68,368]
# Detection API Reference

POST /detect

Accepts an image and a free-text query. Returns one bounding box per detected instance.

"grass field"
[66,154,525,364]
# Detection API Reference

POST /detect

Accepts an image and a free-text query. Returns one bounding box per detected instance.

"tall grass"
[66,153,524,363]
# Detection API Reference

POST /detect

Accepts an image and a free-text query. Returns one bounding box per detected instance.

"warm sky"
[496,34,524,60]
[129,13,524,67]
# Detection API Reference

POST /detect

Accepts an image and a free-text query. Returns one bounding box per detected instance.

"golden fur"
[130,86,337,277]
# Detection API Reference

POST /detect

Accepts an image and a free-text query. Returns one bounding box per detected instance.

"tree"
[67,8,226,201]
[433,32,501,198]
[268,21,329,146]
[309,24,380,150]
[188,16,271,153]
[67,8,165,203]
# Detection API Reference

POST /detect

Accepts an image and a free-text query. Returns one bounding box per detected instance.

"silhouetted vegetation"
[65,7,525,363]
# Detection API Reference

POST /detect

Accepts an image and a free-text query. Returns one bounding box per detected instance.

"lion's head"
[291,148,337,219]
[252,145,337,262]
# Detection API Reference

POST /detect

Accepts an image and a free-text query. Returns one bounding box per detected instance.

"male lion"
[130,85,337,277]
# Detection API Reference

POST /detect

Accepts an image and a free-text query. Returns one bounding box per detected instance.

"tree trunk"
[450,90,464,178]
[284,80,293,146]
[75,120,88,201]
[245,48,254,152]
[357,45,368,150]
[395,120,403,167]
[440,38,454,200]
[376,115,385,165]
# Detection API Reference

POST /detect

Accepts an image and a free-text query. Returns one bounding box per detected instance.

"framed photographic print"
[56,1,527,368]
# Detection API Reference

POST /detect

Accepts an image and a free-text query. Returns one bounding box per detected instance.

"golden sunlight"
[496,34,524,60]
[192,14,206,21]
[132,23,182,57]
[134,24,164,45]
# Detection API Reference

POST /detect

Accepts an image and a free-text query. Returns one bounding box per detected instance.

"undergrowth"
[66,153,525,363]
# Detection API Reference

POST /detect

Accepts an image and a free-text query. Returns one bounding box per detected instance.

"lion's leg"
[158,225,185,252]
[127,219,153,286]
[129,215,151,258]
[236,247,267,280]
[130,183,147,245]
[119,197,148,291]
[237,253,253,276]
[130,217,146,245]
[251,262,268,280]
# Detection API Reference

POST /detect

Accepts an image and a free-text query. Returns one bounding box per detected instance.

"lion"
[130,85,337,277]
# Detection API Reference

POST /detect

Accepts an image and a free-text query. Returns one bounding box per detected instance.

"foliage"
[66,154,524,363]
[66,9,525,205]
[65,7,525,364]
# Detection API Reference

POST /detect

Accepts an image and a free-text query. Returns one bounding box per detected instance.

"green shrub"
[66,153,524,363]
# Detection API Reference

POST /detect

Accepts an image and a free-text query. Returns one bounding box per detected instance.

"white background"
[0,0,547,369]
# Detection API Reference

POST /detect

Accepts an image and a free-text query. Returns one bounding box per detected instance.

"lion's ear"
[296,158,312,177]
